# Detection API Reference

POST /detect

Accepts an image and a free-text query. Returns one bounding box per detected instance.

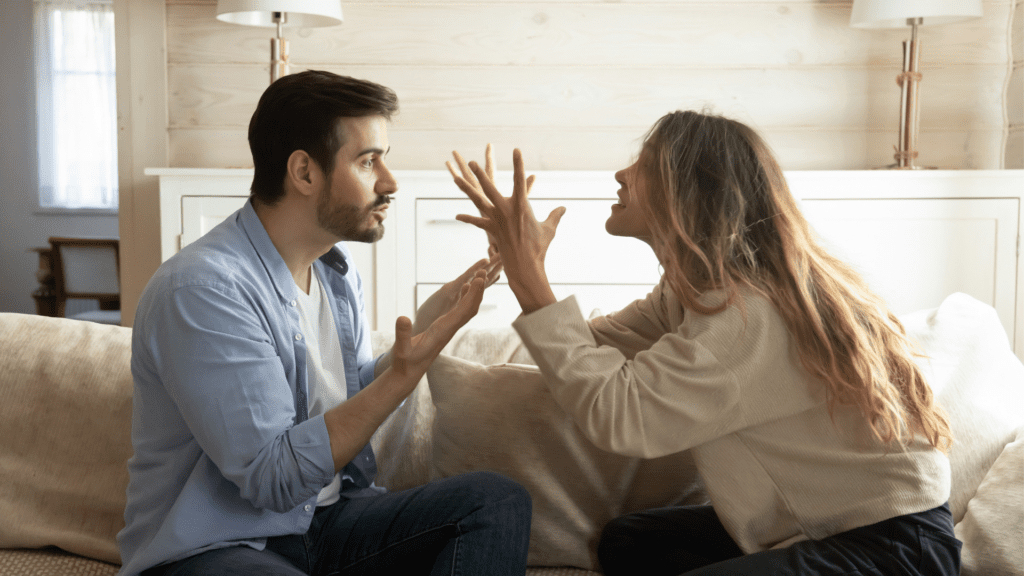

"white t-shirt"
[295,266,348,507]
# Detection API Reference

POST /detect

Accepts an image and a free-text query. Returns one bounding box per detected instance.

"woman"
[447,110,960,575]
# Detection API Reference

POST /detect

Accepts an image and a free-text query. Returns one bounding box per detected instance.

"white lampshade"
[850,0,982,28]
[216,0,343,28]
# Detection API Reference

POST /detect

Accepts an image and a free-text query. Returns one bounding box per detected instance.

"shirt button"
[295,333,302,341]
[304,505,312,512]
[290,300,297,307]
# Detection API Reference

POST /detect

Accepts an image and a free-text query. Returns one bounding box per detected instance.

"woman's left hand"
[449,147,565,314]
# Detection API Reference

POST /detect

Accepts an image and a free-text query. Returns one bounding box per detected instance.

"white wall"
[0,0,119,315]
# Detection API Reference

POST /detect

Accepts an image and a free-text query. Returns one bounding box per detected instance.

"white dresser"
[146,168,1024,358]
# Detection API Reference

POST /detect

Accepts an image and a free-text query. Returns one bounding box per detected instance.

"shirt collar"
[238,199,349,303]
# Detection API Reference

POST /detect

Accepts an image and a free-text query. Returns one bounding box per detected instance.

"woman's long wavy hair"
[637,110,952,452]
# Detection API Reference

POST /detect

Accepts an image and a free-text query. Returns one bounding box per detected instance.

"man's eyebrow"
[357,146,390,157]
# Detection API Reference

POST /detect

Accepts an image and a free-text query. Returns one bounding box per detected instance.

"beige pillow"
[954,426,1024,576]
[0,313,133,565]
[427,354,704,570]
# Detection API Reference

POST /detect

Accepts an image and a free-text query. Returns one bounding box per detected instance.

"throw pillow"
[900,293,1024,523]
[953,426,1024,576]
[427,354,704,570]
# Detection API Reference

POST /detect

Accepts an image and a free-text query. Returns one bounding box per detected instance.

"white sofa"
[0,293,1021,575]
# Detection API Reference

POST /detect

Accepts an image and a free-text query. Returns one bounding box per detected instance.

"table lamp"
[216,0,344,84]
[850,0,983,169]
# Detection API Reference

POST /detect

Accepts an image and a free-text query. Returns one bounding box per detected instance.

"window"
[33,0,118,210]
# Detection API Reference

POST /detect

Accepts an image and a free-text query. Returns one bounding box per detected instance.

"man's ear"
[285,150,321,199]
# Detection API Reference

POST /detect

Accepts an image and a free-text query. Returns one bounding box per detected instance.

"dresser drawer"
[416,282,657,330]
[415,199,661,285]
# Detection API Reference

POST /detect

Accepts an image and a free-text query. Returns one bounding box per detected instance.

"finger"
[485,254,503,273]
[460,257,491,281]
[451,150,479,188]
[468,161,506,206]
[454,213,493,232]
[485,260,503,286]
[485,143,495,181]
[450,173,492,213]
[393,315,413,366]
[545,206,568,228]
[511,148,528,204]
[432,277,486,339]
[526,174,536,197]
[457,277,486,317]
[444,160,460,181]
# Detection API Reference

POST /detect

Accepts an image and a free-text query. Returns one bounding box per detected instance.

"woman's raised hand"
[447,146,564,314]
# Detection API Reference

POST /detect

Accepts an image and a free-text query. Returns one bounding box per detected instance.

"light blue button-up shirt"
[118,200,382,576]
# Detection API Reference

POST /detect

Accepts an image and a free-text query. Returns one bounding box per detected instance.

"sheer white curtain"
[34,0,118,210]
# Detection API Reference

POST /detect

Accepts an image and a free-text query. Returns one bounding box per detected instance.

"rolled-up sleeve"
[145,282,336,513]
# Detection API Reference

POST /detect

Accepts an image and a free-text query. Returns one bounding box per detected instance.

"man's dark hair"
[247,70,399,206]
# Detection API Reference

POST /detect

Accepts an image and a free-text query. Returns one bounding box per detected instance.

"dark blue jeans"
[598,503,961,576]
[143,471,532,576]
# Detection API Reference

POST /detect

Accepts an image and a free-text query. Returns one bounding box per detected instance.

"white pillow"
[427,355,704,570]
[954,426,1024,576]
[900,293,1024,522]
[900,293,1024,576]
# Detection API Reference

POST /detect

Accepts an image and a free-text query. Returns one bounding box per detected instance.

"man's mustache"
[373,195,393,208]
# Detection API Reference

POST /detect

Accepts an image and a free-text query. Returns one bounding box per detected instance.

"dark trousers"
[598,503,961,576]
[143,471,532,576]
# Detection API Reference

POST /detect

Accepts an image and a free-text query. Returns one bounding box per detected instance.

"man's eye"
[362,158,374,168]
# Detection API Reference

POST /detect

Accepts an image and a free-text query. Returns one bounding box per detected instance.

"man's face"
[316,115,398,243]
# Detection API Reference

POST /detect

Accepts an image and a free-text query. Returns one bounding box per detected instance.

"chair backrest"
[48,237,120,318]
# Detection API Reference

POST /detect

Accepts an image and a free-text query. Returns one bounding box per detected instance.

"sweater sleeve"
[586,280,676,359]
[513,290,825,459]
[513,295,745,458]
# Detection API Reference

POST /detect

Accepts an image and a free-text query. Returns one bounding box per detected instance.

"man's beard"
[317,188,389,243]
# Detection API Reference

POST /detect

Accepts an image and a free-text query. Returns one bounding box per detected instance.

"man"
[117,71,532,576]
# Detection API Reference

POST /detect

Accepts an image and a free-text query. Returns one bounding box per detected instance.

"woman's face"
[606,148,655,243]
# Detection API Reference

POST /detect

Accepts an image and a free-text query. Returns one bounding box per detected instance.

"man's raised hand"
[391,270,487,380]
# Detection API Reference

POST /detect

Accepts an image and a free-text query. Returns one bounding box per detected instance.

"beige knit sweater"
[512,279,950,553]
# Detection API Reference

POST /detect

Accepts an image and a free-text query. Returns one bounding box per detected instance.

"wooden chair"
[48,237,121,325]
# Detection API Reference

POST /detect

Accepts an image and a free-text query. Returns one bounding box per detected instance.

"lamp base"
[871,145,937,169]
[871,164,938,170]
[270,36,289,83]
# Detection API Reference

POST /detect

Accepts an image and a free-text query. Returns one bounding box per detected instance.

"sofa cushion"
[954,426,1024,576]
[0,314,132,565]
[900,293,1024,524]
[0,548,119,575]
[427,354,705,571]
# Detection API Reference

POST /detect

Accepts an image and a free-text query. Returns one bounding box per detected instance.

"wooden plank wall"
[165,0,1017,172]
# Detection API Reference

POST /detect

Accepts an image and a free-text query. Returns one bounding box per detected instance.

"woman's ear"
[285,149,321,199]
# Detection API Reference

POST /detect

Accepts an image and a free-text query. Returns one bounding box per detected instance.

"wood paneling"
[167,2,1013,67]
[169,125,1007,171]
[168,64,1007,130]
[163,0,1017,172]
[1009,127,1024,168]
